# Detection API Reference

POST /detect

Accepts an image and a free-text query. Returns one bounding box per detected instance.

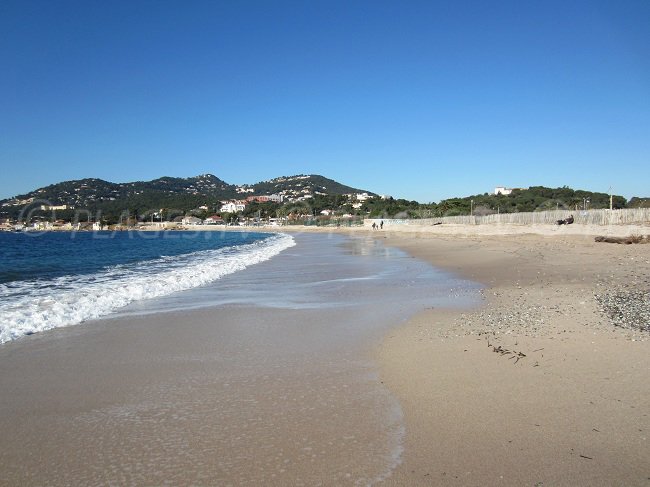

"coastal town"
[0,190,376,232]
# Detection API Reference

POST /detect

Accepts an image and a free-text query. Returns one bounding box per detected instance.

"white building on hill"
[219,201,247,213]
[494,186,528,195]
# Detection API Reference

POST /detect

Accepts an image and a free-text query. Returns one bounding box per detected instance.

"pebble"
[594,289,650,333]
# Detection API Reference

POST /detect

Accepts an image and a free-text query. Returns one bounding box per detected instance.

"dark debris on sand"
[595,235,650,245]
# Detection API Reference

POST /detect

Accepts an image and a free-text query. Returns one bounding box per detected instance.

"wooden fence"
[367,208,650,227]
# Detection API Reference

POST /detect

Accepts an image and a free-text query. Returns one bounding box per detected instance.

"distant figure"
[380,220,384,229]
[372,222,377,230]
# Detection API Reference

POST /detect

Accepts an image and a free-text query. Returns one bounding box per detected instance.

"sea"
[0,230,295,343]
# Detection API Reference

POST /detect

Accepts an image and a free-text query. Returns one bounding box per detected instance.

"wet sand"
[0,233,475,486]
[375,232,650,486]
[0,306,404,486]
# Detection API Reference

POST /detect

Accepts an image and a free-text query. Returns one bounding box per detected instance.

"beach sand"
[374,231,650,486]
[1,226,648,485]
[0,233,467,486]
[0,306,405,486]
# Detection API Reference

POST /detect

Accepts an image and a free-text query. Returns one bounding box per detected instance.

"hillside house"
[39,204,70,211]
[246,195,270,203]
[219,201,247,213]
[244,194,283,203]
[495,186,528,195]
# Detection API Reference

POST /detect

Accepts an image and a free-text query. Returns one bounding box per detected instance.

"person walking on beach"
[372,222,377,230]
[380,220,384,229]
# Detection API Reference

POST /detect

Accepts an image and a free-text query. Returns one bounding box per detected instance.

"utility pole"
[609,186,613,210]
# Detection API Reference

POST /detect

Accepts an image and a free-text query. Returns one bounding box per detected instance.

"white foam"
[0,233,295,344]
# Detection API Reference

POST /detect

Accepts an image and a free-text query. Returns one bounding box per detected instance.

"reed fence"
[367,208,650,227]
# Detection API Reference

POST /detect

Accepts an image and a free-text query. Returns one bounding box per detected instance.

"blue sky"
[1,0,649,203]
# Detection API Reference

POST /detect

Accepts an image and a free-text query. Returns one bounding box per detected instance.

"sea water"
[115,232,478,316]
[0,230,294,343]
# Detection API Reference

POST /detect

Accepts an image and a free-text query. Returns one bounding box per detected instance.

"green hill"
[436,186,628,216]
[1,177,643,223]
[0,173,372,223]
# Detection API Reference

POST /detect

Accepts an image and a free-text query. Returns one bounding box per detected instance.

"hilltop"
[0,174,374,222]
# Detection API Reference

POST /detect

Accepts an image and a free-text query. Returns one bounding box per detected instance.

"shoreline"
[0,232,471,486]
[8,218,648,239]
[1,228,648,485]
[374,232,649,486]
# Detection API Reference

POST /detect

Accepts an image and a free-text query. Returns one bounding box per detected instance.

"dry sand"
[374,231,649,486]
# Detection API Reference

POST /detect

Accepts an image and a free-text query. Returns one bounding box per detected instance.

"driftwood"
[594,235,650,245]
[556,215,574,225]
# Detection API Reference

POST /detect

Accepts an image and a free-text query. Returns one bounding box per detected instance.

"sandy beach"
[0,233,476,486]
[0,225,648,485]
[373,230,649,486]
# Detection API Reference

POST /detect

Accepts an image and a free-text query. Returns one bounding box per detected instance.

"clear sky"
[1,0,649,203]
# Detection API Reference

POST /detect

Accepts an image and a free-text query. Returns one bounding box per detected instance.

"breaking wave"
[0,233,295,343]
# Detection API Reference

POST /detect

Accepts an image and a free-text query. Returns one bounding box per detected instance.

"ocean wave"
[0,233,295,344]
